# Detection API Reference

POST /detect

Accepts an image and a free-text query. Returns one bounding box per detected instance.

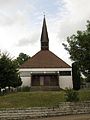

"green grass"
[79,89,90,101]
[0,91,65,108]
[0,90,90,108]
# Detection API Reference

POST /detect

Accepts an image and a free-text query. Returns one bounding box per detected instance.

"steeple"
[41,16,49,50]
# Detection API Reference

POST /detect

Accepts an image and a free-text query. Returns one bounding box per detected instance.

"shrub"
[65,88,79,102]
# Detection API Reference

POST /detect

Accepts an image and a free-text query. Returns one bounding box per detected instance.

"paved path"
[32,114,90,120]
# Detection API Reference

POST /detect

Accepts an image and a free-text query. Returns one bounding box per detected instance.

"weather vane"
[43,12,45,17]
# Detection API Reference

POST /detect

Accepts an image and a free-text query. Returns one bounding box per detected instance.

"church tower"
[41,16,49,50]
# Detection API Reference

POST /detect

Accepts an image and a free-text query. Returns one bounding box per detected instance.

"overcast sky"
[0,0,90,65]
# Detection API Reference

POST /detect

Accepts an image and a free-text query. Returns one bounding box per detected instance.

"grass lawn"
[79,89,90,101]
[0,90,90,108]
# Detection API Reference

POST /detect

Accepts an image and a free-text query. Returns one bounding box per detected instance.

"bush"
[65,88,79,102]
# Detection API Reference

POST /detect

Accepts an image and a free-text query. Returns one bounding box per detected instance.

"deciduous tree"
[63,21,90,79]
[0,53,22,91]
[16,53,30,66]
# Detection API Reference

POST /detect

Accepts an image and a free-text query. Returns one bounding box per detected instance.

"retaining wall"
[0,101,90,120]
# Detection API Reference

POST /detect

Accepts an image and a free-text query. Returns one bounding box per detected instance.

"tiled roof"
[20,50,71,68]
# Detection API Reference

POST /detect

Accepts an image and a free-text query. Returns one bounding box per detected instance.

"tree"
[0,53,22,90]
[72,62,80,90]
[63,21,90,79]
[16,53,30,66]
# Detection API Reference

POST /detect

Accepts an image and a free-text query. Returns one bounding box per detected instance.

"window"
[31,75,40,86]
[41,42,49,50]
[59,71,71,76]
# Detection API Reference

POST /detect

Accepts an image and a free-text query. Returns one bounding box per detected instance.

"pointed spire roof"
[41,16,49,42]
[41,16,49,50]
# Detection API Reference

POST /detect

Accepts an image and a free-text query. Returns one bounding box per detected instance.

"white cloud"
[0,10,26,26]
[0,0,35,26]
[16,30,40,47]
[57,0,90,42]
[0,0,19,6]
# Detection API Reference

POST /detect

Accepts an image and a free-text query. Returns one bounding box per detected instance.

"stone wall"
[0,101,90,120]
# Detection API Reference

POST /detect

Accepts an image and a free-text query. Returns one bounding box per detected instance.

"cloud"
[0,0,35,26]
[17,38,31,47]
[0,10,26,26]
[0,0,25,7]
[17,31,40,47]
[64,0,90,19]
[57,0,90,42]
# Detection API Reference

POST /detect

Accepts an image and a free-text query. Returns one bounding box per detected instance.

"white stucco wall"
[59,76,73,89]
[21,77,31,87]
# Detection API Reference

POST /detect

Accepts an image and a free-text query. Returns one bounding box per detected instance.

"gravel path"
[32,114,90,120]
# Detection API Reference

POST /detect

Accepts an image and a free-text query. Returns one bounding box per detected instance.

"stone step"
[0,101,89,120]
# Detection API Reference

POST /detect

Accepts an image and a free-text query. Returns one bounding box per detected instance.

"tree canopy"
[63,21,90,78]
[0,53,22,90]
[16,53,30,66]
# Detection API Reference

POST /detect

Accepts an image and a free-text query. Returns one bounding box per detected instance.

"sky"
[0,0,90,65]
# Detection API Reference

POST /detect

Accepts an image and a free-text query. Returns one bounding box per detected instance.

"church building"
[19,17,73,90]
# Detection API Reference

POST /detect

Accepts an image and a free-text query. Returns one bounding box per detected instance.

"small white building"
[20,17,73,90]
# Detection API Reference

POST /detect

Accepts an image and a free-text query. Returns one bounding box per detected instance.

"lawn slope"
[0,90,90,108]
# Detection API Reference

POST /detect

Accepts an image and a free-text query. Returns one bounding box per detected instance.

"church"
[19,17,73,90]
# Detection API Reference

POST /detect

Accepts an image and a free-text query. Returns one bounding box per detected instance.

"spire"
[41,16,49,50]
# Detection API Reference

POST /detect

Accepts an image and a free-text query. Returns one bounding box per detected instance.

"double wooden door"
[31,74,59,86]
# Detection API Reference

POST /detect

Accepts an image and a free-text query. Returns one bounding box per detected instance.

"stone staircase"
[0,102,90,120]
[0,108,58,120]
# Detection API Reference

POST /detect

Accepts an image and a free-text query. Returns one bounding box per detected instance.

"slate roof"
[20,50,71,68]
